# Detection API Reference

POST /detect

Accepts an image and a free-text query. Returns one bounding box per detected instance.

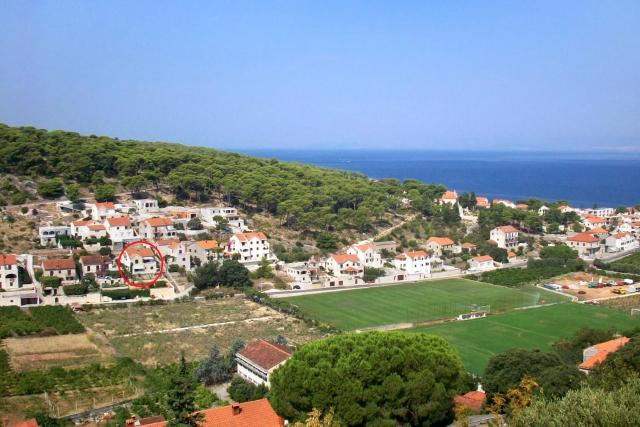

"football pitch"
[410,303,640,374]
[285,278,569,330]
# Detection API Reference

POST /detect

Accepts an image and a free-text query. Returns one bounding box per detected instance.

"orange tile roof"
[95,202,115,209]
[496,225,519,233]
[42,258,75,270]
[440,190,457,200]
[126,247,155,258]
[331,253,359,264]
[234,232,267,241]
[461,242,477,249]
[586,216,606,223]
[72,219,93,226]
[355,242,375,251]
[196,240,219,250]
[473,255,493,262]
[88,224,105,231]
[613,232,631,239]
[507,251,517,257]
[144,217,173,227]
[237,340,292,371]
[106,216,131,227]
[12,419,39,427]
[406,250,428,259]
[80,255,111,266]
[427,236,454,246]
[588,227,607,234]
[156,239,180,249]
[568,233,600,243]
[454,390,486,412]
[476,196,490,207]
[578,337,629,370]
[0,254,17,266]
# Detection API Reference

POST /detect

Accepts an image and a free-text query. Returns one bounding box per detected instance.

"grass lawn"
[285,279,569,330]
[411,303,640,374]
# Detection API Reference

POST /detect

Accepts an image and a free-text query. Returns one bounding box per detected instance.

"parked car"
[611,288,627,295]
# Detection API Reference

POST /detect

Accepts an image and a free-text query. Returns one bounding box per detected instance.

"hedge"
[102,288,150,300]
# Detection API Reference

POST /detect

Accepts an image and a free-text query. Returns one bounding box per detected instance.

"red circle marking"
[117,240,165,289]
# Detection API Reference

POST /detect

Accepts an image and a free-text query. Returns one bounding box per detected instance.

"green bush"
[28,306,85,334]
[226,377,267,402]
[41,276,62,287]
[102,288,150,300]
[63,283,89,296]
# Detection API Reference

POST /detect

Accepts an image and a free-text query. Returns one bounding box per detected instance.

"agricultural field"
[285,279,569,330]
[3,333,114,371]
[77,298,325,365]
[411,303,640,374]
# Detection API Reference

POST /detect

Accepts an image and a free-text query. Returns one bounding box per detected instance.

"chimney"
[231,403,242,416]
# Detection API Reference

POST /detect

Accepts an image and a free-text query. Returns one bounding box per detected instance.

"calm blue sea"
[241,149,640,208]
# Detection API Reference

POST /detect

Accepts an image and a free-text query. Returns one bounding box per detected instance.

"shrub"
[227,377,267,402]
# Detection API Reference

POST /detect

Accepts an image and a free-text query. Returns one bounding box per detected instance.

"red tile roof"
[234,232,267,241]
[427,236,454,246]
[196,240,219,250]
[141,399,284,427]
[106,216,131,227]
[88,224,105,231]
[473,255,493,263]
[80,255,111,266]
[461,242,477,249]
[95,202,115,209]
[156,239,180,249]
[354,242,375,251]
[579,337,629,370]
[143,217,173,227]
[237,340,292,371]
[0,254,17,266]
[496,225,519,233]
[126,247,155,258]
[440,190,457,200]
[454,390,486,412]
[330,253,359,264]
[12,419,39,427]
[568,233,600,243]
[42,258,75,270]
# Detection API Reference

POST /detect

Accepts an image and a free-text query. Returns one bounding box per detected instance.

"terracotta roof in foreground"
[579,337,629,370]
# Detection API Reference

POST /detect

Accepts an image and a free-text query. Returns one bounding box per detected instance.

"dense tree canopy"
[0,124,446,233]
[269,331,464,426]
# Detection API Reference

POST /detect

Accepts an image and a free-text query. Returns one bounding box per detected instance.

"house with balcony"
[346,242,382,268]
[489,226,519,249]
[80,255,111,278]
[156,239,191,271]
[236,340,292,387]
[139,217,177,241]
[189,240,221,265]
[323,253,364,277]
[121,246,158,275]
[39,225,71,246]
[227,232,275,264]
[605,232,638,253]
[567,232,602,258]
[393,250,437,275]
[91,202,117,221]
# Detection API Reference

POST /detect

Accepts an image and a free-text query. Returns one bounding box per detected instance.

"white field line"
[112,315,281,337]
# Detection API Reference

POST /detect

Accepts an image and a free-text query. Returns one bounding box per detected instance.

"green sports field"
[286,279,569,330]
[411,303,640,374]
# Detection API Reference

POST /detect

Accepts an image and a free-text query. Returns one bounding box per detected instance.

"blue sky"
[1,1,639,151]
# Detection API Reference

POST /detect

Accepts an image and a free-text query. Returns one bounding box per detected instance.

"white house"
[121,246,158,275]
[439,190,458,205]
[468,255,494,271]
[79,255,111,278]
[228,232,274,264]
[156,239,191,271]
[346,242,382,268]
[538,205,549,216]
[489,226,519,249]
[425,237,456,257]
[39,225,71,246]
[0,254,20,290]
[323,253,364,277]
[285,261,314,285]
[583,216,607,230]
[201,206,247,231]
[493,199,516,209]
[71,220,107,240]
[91,202,117,221]
[133,198,159,213]
[139,217,177,241]
[189,240,221,265]
[42,258,77,282]
[476,196,490,209]
[393,250,436,275]
[605,233,638,253]
[236,340,292,387]
[584,207,615,218]
[567,233,602,258]
[104,216,137,250]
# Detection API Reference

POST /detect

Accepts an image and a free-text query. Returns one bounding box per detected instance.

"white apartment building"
[200,206,247,231]
[228,232,274,263]
[133,199,159,213]
[156,239,191,271]
[346,242,382,268]
[121,246,158,275]
[39,226,71,246]
[236,340,292,387]
[605,233,638,253]
[91,202,117,221]
[139,217,177,241]
[490,226,519,249]
[393,250,437,275]
[323,253,364,277]
[189,240,221,265]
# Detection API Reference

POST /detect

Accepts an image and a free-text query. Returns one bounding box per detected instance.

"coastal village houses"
[189,240,221,265]
[323,253,364,277]
[469,255,494,271]
[42,258,77,282]
[79,255,111,278]
[346,242,383,268]
[605,232,638,253]
[567,232,602,258]
[227,232,274,264]
[121,246,158,275]
[236,340,292,387]
[425,237,456,257]
[139,217,177,241]
[156,239,191,271]
[393,250,437,275]
[0,254,20,290]
[489,226,519,249]
[91,202,117,221]
[475,196,490,209]
[438,190,458,205]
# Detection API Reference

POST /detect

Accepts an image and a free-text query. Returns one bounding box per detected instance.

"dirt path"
[112,315,282,337]
[374,213,420,239]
